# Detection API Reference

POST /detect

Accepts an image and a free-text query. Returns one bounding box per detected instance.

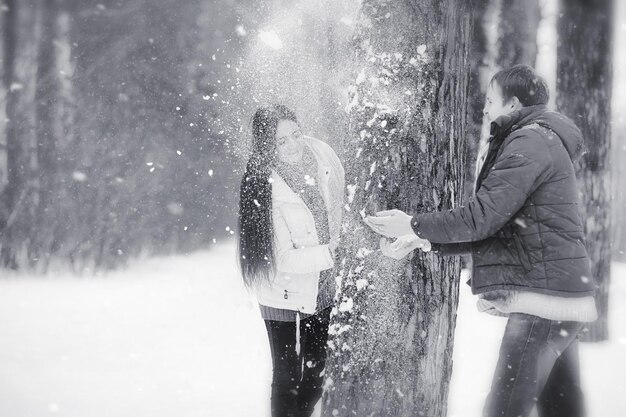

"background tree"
[322,1,471,416]
[614,131,626,262]
[1,0,40,267]
[611,0,626,263]
[465,0,490,199]
[34,0,62,269]
[0,0,354,271]
[465,0,540,199]
[0,0,251,270]
[557,0,613,342]
[496,0,540,69]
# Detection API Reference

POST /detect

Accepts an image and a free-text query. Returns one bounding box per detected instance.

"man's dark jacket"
[412,105,595,297]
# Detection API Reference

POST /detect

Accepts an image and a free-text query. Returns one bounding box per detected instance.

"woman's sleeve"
[273,208,334,274]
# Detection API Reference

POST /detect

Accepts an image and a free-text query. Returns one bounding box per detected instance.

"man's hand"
[365,209,415,238]
[379,235,431,260]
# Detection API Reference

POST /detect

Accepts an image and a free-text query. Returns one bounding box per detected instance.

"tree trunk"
[35,0,60,269]
[465,0,491,199]
[51,5,77,262]
[611,0,626,263]
[466,0,540,197]
[614,128,626,262]
[322,1,471,416]
[0,2,6,193]
[556,0,613,342]
[1,0,39,267]
[497,0,540,69]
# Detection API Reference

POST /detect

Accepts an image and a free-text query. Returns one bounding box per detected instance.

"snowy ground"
[0,244,624,417]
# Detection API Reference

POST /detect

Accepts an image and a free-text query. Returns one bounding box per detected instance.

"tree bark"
[556,0,613,342]
[322,1,471,416]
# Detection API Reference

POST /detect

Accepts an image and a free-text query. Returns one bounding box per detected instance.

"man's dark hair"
[490,64,549,107]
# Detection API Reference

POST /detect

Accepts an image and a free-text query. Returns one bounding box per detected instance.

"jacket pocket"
[512,234,532,272]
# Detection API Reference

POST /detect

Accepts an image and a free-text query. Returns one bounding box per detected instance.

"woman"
[237,104,344,417]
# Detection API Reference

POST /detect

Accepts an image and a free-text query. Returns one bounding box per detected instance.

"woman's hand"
[379,235,431,260]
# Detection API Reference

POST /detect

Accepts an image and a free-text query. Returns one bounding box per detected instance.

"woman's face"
[275,119,304,164]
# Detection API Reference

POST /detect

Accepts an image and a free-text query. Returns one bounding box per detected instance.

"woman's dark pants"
[264,308,331,417]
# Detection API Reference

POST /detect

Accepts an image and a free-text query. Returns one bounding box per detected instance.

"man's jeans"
[264,307,331,417]
[484,313,586,417]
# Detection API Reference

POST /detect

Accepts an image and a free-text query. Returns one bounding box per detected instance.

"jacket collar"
[489,105,548,142]
[271,138,332,204]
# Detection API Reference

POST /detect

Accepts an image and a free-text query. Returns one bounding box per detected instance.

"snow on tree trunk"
[322,1,471,416]
[556,0,613,342]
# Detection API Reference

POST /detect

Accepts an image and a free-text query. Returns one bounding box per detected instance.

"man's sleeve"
[412,133,551,244]
[431,242,472,256]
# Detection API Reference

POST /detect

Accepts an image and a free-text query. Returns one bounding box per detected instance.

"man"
[366,65,597,417]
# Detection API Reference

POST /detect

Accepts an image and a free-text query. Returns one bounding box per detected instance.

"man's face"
[483,82,516,123]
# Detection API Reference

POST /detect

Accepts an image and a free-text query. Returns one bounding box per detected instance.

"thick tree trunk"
[1,0,39,266]
[556,0,613,342]
[322,1,471,416]
[497,0,540,68]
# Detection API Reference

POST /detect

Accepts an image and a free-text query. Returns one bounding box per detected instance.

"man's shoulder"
[508,122,549,139]
[504,124,548,147]
[502,124,552,164]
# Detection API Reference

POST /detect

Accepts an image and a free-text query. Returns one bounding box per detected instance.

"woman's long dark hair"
[237,104,298,287]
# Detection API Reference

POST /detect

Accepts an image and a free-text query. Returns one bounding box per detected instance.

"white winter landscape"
[0,244,624,417]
